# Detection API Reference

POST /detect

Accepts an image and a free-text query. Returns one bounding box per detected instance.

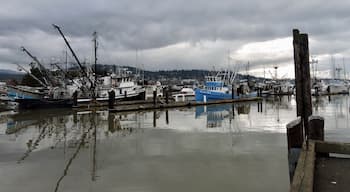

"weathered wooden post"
[108,90,115,109]
[73,90,78,107]
[286,117,304,182]
[108,113,116,133]
[165,89,169,104]
[308,115,327,157]
[165,110,169,124]
[162,87,166,99]
[257,101,262,112]
[293,29,312,140]
[287,117,304,150]
[231,87,234,99]
[308,115,324,141]
[73,111,78,124]
[230,104,235,119]
[153,90,157,106]
[153,110,157,127]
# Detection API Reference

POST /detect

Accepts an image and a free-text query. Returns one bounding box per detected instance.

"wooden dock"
[72,96,261,112]
[291,141,350,192]
[108,97,262,113]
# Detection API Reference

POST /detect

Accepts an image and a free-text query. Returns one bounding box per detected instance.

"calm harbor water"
[0,95,349,192]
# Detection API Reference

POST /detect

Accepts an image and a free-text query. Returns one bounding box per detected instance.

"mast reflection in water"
[1,95,350,191]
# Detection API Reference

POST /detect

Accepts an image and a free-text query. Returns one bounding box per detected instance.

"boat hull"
[195,88,257,102]
[7,86,46,100]
[327,84,349,94]
[15,99,74,109]
[77,90,146,104]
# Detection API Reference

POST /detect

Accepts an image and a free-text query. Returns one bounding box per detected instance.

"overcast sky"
[1,0,350,78]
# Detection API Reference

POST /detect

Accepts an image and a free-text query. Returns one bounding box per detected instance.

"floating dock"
[108,97,262,112]
[72,97,262,112]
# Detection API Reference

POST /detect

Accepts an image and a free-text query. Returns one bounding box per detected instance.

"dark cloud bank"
[0,0,349,77]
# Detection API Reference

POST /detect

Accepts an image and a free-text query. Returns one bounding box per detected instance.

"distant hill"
[94,64,269,82]
[1,64,273,84]
[0,69,24,81]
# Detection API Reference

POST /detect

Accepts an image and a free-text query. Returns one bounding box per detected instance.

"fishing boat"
[311,80,348,96]
[195,70,257,102]
[172,87,195,102]
[311,80,328,96]
[7,25,146,109]
[326,80,349,94]
[77,70,146,103]
[269,81,294,95]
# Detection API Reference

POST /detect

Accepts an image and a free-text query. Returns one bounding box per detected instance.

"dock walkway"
[73,97,262,112]
[291,141,350,192]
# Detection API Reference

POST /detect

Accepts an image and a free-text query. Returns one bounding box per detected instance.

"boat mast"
[52,24,95,93]
[21,46,52,87]
[263,63,266,82]
[310,56,318,81]
[331,55,336,80]
[16,64,47,87]
[93,31,98,94]
[343,57,346,81]
[274,66,278,80]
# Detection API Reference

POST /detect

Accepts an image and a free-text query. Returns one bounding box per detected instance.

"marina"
[1,1,350,191]
[0,95,350,191]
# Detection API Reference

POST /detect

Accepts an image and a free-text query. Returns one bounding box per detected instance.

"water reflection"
[195,105,232,128]
[195,103,252,128]
[312,95,350,142]
[2,96,350,191]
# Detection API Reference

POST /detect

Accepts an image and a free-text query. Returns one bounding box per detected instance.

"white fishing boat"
[311,80,328,96]
[77,70,146,103]
[326,80,348,94]
[172,88,195,102]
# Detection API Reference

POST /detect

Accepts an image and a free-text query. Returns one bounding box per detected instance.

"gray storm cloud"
[0,0,350,78]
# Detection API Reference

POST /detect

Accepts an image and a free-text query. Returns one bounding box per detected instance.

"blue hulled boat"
[195,71,257,102]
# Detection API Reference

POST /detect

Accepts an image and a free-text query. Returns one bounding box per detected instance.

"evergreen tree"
[21,67,46,87]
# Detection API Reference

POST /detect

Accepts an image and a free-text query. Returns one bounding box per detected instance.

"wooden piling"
[153,90,157,106]
[287,117,304,181]
[108,90,115,109]
[308,115,324,141]
[231,87,234,99]
[153,110,156,127]
[165,89,169,104]
[165,110,169,124]
[287,117,304,150]
[293,29,312,140]
[308,115,327,157]
[73,91,78,107]
[108,113,116,133]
